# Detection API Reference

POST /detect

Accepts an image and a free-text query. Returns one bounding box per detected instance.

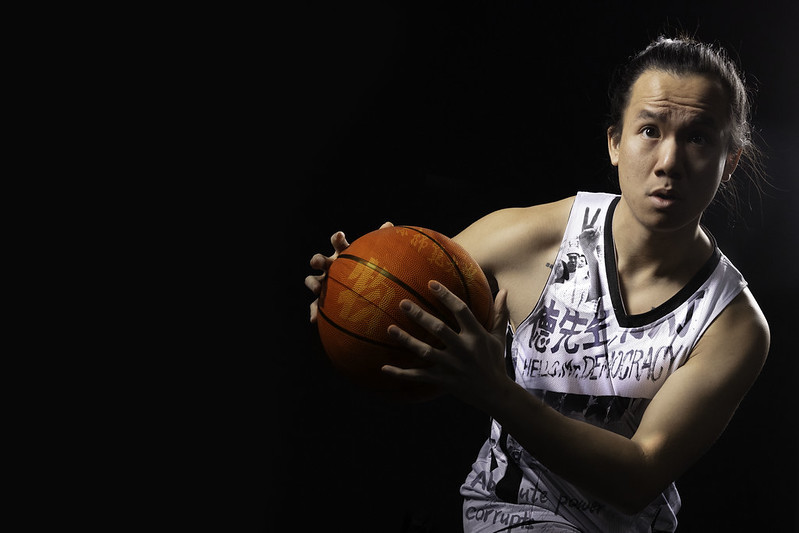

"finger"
[310,300,319,323]
[582,207,590,228]
[309,253,329,272]
[305,274,322,294]
[428,280,482,332]
[590,209,601,226]
[387,323,444,363]
[396,298,459,347]
[380,364,438,384]
[331,231,350,253]
[379,221,394,229]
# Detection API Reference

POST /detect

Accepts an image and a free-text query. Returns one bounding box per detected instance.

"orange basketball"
[317,225,493,401]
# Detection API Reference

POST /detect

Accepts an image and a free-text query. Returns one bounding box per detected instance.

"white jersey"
[461,192,747,532]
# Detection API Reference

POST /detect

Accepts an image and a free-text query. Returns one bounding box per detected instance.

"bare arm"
[453,197,574,278]
[386,286,769,513]
[452,197,574,327]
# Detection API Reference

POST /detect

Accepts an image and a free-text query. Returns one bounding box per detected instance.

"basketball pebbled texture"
[317,225,493,401]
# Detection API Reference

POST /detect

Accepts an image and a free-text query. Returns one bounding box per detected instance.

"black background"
[281,2,798,531]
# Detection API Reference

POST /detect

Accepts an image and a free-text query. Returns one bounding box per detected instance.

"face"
[566,254,578,272]
[608,70,741,232]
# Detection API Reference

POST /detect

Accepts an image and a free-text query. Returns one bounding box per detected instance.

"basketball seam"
[398,226,472,307]
[323,272,413,342]
[337,253,443,317]
[317,306,397,350]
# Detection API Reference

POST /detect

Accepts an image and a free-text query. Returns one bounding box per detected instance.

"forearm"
[586,255,601,301]
[484,378,663,514]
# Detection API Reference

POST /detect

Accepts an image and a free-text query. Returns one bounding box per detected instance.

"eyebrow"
[636,109,667,122]
[635,109,718,127]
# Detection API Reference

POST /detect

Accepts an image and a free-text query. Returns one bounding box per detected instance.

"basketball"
[316,225,493,401]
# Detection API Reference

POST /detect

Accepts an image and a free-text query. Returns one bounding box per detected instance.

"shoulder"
[690,287,769,391]
[702,288,769,357]
[453,196,575,278]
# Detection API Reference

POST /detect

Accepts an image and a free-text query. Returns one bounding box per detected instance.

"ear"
[722,147,743,183]
[607,127,620,166]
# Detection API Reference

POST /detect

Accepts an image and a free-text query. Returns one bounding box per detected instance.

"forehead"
[625,70,729,126]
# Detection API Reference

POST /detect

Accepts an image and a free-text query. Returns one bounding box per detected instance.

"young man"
[306,36,769,532]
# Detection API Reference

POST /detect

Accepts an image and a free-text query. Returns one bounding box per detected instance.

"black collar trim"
[604,197,722,328]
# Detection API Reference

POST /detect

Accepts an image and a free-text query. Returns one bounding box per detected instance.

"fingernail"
[429,281,441,291]
[400,300,412,311]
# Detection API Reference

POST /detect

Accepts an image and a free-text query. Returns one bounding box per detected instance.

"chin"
[646,211,702,234]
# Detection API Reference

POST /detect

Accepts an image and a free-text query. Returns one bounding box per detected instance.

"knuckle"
[409,305,425,320]
[431,320,447,336]
[396,330,411,346]
[452,300,468,314]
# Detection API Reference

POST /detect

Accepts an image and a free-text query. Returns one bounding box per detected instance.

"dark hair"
[607,35,766,218]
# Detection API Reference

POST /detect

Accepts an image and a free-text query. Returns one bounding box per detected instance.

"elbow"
[609,446,674,515]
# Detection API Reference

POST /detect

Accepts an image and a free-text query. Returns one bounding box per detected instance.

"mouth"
[651,188,678,198]
[649,189,679,208]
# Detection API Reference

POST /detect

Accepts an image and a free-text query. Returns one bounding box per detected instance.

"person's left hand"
[578,207,601,255]
[381,280,512,410]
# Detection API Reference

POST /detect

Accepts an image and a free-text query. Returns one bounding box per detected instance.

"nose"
[654,137,685,179]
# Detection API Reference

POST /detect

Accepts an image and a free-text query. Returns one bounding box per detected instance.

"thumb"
[490,289,510,338]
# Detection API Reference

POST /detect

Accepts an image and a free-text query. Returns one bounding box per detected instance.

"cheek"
[689,150,727,184]
[616,145,652,182]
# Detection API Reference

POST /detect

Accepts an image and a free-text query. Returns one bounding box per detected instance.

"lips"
[649,189,679,208]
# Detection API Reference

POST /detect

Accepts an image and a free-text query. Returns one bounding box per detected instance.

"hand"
[382,281,512,410]
[305,222,394,322]
[578,207,601,255]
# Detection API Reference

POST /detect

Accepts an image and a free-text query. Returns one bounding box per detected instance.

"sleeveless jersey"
[461,192,747,533]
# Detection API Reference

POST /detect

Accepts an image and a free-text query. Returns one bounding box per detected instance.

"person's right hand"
[305,222,393,323]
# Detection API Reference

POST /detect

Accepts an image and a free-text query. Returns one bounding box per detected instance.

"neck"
[611,200,712,279]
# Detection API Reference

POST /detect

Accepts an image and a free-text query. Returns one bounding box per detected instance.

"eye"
[641,126,660,139]
[689,134,708,145]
